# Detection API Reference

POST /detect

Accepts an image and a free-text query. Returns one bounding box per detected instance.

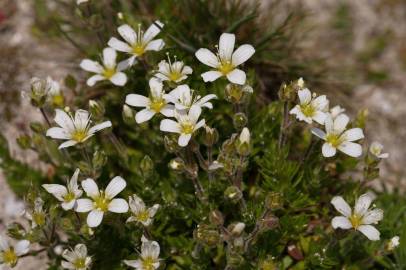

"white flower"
[125,78,174,124]
[239,127,250,144]
[75,177,129,228]
[154,56,192,83]
[46,109,112,149]
[160,105,205,147]
[108,21,165,66]
[164,84,217,111]
[312,114,364,157]
[123,238,160,270]
[127,194,160,226]
[0,236,30,268]
[61,244,92,270]
[330,105,345,119]
[289,88,329,124]
[195,33,255,85]
[369,141,389,159]
[331,193,383,241]
[77,0,89,4]
[42,169,83,210]
[25,197,46,228]
[387,236,400,251]
[80,48,128,86]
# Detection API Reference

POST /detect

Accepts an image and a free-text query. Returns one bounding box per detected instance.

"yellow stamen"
[132,44,145,56]
[181,122,194,134]
[74,258,86,268]
[349,214,362,229]
[93,192,110,212]
[103,68,116,79]
[149,99,165,113]
[33,212,46,227]
[300,104,316,117]
[218,61,234,75]
[325,134,343,148]
[136,210,150,222]
[169,71,182,82]
[2,248,18,266]
[142,257,156,270]
[64,192,76,203]
[71,130,88,142]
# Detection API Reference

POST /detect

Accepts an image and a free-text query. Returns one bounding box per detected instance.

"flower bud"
[278,78,303,102]
[228,222,246,236]
[224,186,243,203]
[164,135,180,153]
[140,155,154,177]
[92,150,107,169]
[265,192,283,210]
[7,223,26,239]
[89,99,105,120]
[203,126,219,146]
[222,137,236,155]
[386,236,400,251]
[30,122,45,133]
[225,83,244,103]
[227,251,245,267]
[233,113,248,130]
[236,127,251,156]
[195,224,221,246]
[169,158,185,171]
[209,210,224,226]
[122,104,135,125]
[29,77,48,107]
[60,218,75,231]
[259,214,279,231]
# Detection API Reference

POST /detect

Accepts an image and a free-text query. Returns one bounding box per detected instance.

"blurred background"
[0,0,405,268]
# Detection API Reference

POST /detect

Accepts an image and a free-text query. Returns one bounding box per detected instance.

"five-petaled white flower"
[331,193,383,241]
[164,84,217,111]
[154,56,193,83]
[369,141,389,159]
[312,114,364,157]
[75,177,129,228]
[25,197,46,228]
[160,105,205,147]
[330,105,345,119]
[46,109,112,149]
[0,236,30,268]
[123,237,161,270]
[61,244,92,270]
[125,78,174,124]
[80,48,128,86]
[108,21,165,66]
[195,33,255,85]
[42,169,83,210]
[127,194,160,226]
[289,88,329,124]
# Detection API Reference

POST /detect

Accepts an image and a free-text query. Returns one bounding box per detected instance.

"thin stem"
[40,108,51,127]
[278,102,289,149]
[244,209,271,252]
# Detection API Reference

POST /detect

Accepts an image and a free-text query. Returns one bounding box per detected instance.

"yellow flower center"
[218,61,234,75]
[74,258,86,268]
[180,122,195,134]
[136,210,150,222]
[64,192,76,203]
[149,99,166,113]
[71,130,88,142]
[142,257,156,270]
[93,192,110,212]
[169,71,182,82]
[132,44,145,56]
[52,95,64,107]
[300,104,316,117]
[103,68,116,79]
[3,248,18,266]
[33,212,46,227]
[349,214,363,229]
[325,133,342,148]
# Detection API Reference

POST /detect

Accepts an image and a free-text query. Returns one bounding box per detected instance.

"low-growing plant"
[0,1,404,269]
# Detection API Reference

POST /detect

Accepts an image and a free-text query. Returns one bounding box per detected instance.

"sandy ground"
[0,0,405,268]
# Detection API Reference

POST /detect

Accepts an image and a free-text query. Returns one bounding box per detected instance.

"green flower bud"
[169,158,185,172]
[30,122,45,133]
[259,214,279,231]
[233,113,248,130]
[203,126,219,146]
[89,99,105,120]
[59,218,75,231]
[122,104,135,125]
[225,83,244,103]
[228,222,246,236]
[92,150,107,169]
[224,186,243,203]
[195,224,221,246]
[265,192,283,210]
[227,251,245,267]
[29,77,48,107]
[164,135,180,153]
[7,223,26,240]
[236,127,251,156]
[140,155,154,177]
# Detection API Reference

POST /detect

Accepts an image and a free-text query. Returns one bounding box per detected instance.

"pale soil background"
[0,0,405,269]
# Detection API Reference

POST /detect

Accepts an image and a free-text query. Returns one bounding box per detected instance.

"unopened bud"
[203,126,219,146]
[236,127,251,156]
[169,158,185,171]
[224,186,243,202]
[227,251,245,267]
[233,113,248,130]
[29,77,48,107]
[7,223,26,239]
[259,214,279,231]
[92,150,107,169]
[209,210,224,226]
[164,135,180,153]
[228,222,246,236]
[278,80,297,102]
[265,192,283,210]
[122,104,134,124]
[140,155,154,177]
[386,236,400,251]
[30,122,45,133]
[225,83,244,103]
[89,99,105,120]
[195,224,221,246]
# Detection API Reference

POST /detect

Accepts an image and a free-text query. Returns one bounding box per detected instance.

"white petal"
[341,128,364,142]
[142,241,160,259]
[331,216,352,229]
[117,59,132,71]
[118,24,137,45]
[136,109,155,124]
[0,235,9,250]
[182,65,193,74]
[160,119,181,133]
[160,105,175,117]
[105,176,126,198]
[178,134,192,147]
[59,140,78,149]
[87,210,104,227]
[333,114,349,134]
[357,225,380,241]
[54,109,74,131]
[362,209,384,225]
[311,95,329,111]
[232,44,255,66]
[103,48,117,69]
[108,198,129,213]
[88,121,112,134]
[46,127,70,140]
[143,21,164,43]
[61,200,76,211]
[108,37,132,53]
[42,184,67,201]
[194,119,206,131]
[126,94,150,107]
[322,143,337,157]
[74,110,90,130]
[195,49,220,68]
[149,204,160,217]
[81,178,100,198]
[331,196,352,217]
[75,244,88,258]
[75,199,94,212]
[226,68,246,85]
[338,142,363,157]
[110,72,127,86]
[14,240,30,256]
[188,105,202,123]
[124,259,142,268]
[298,88,311,104]
[312,111,326,125]
[219,33,235,61]
[80,59,103,73]
[87,75,105,87]
[324,114,334,134]
[201,71,223,82]
[354,193,373,216]
[145,39,165,51]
